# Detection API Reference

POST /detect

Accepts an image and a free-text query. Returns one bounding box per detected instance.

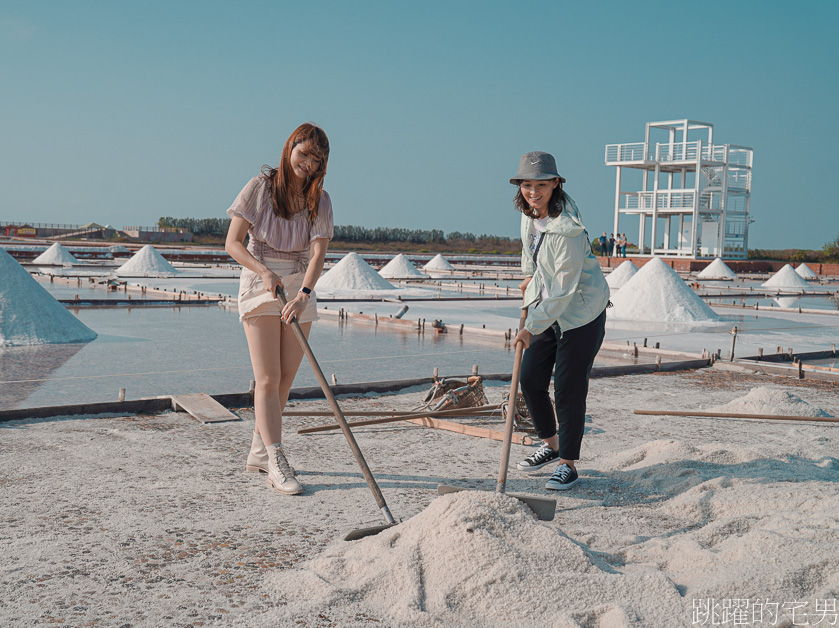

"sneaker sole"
[515,458,559,471]
[545,477,580,491]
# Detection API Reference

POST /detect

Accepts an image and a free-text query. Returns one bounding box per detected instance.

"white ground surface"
[2,370,839,627]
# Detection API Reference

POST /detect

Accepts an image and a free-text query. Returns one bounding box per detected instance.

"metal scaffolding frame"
[605,120,753,258]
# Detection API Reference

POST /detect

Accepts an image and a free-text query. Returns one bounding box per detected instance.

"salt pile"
[423,254,454,272]
[697,257,737,280]
[712,387,832,417]
[316,252,395,290]
[379,254,426,279]
[608,257,720,323]
[32,243,79,265]
[761,264,810,289]
[116,245,177,276]
[0,248,97,346]
[795,263,818,280]
[109,244,129,254]
[605,260,638,289]
[261,491,680,626]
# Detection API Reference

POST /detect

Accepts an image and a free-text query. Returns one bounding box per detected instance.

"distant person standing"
[598,232,608,257]
[225,122,334,496]
[510,151,610,491]
[614,233,624,258]
[608,233,615,257]
[621,233,628,257]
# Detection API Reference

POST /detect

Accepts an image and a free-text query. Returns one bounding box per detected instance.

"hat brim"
[510,175,566,185]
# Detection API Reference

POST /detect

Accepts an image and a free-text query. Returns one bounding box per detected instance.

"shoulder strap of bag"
[532,231,546,266]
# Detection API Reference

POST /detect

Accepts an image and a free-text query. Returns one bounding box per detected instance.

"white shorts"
[237,258,318,324]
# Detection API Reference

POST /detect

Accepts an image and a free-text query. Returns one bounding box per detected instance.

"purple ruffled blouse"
[226,175,334,257]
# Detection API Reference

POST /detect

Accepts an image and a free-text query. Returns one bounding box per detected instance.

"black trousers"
[519,309,606,460]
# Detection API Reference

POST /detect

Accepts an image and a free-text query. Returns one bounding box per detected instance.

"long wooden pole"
[296,404,501,433]
[276,289,396,527]
[496,307,528,493]
[288,405,499,419]
[634,409,839,423]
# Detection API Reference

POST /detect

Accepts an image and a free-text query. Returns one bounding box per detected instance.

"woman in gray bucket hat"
[509,151,610,491]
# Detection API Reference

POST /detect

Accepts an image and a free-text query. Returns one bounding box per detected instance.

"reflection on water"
[2,304,643,411]
[774,296,801,309]
[0,343,86,410]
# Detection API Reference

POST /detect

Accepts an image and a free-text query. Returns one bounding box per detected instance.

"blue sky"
[1,1,836,250]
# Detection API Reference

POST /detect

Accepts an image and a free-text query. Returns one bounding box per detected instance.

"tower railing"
[606,142,751,165]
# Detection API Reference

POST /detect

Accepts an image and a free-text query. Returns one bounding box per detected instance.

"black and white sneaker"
[545,463,579,491]
[516,443,560,471]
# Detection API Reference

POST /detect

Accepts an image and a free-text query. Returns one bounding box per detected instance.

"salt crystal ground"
[2,369,838,627]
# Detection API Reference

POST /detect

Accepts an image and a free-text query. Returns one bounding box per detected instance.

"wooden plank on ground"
[171,393,241,423]
[406,416,534,445]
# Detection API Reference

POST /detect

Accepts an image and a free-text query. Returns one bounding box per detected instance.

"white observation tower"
[605,120,753,258]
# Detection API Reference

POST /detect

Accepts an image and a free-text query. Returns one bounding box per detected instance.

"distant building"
[121,226,193,243]
[4,224,37,237]
[605,120,753,259]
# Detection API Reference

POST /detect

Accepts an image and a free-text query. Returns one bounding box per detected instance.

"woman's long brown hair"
[261,122,330,225]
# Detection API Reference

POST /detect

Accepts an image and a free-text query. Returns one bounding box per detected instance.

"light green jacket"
[520,193,610,335]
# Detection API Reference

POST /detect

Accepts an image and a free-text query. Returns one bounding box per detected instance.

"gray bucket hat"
[510,151,566,184]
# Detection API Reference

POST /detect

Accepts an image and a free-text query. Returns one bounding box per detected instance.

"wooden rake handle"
[275,287,395,525]
[497,304,528,493]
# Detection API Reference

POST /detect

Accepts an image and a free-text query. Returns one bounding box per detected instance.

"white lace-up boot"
[265,443,302,495]
[246,432,269,473]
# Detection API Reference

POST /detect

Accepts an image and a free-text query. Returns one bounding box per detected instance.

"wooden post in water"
[472,365,479,376]
[729,326,738,362]
[118,388,126,402]
[249,380,255,402]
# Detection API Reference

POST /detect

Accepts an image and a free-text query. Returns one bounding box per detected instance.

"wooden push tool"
[276,288,397,541]
[437,305,557,521]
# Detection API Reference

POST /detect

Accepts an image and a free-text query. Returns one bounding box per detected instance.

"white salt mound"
[697,257,737,280]
[32,242,79,265]
[608,257,720,323]
[712,387,832,417]
[109,244,129,253]
[605,260,638,289]
[795,263,818,280]
[0,248,97,346]
[761,264,810,289]
[116,245,177,276]
[379,253,426,279]
[261,491,680,627]
[422,253,454,271]
[316,252,395,290]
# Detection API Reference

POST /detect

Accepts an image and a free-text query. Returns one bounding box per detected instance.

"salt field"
[1,254,836,412]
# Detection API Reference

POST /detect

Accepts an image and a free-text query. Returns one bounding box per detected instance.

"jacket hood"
[541,192,586,236]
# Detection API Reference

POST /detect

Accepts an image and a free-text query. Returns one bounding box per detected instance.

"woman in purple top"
[225,122,333,496]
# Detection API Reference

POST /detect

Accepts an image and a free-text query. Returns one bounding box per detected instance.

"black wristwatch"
[299,286,312,295]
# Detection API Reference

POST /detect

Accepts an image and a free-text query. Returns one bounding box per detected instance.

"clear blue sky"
[2,0,836,250]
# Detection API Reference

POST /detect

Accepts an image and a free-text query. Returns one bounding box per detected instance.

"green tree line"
[157,217,517,247]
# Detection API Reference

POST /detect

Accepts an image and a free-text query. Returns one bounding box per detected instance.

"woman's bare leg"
[279,321,311,412]
[243,316,312,446]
